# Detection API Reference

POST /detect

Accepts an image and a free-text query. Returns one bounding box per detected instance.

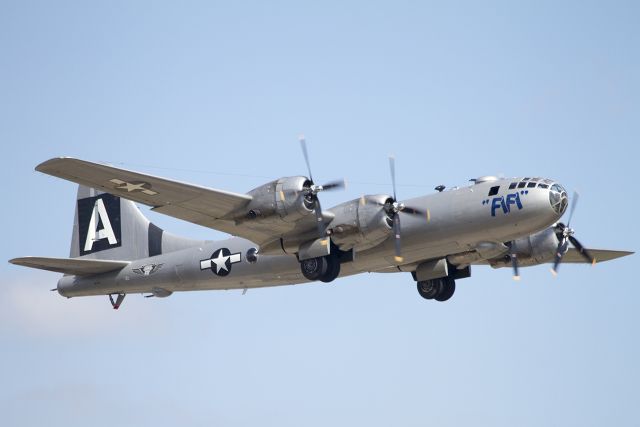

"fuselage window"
[517,182,526,189]
[488,186,500,196]
[527,182,536,188]
[509,182,517,189]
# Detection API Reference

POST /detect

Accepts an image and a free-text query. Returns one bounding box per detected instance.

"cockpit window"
[523,177,530,181]
[517,182,526,189]
[538,183,549,189]
[527,182,536,188]
[488,186,500,196]
[509,182,517,189]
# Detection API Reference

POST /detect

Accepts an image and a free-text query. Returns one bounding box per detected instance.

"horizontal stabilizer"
[560,248,633,264]
[9,257,129,275]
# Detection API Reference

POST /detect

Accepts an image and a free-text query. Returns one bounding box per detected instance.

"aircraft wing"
[35,158,277,243]
[37,157,252,218]
[9,257,129,275]
[560,248,634,264]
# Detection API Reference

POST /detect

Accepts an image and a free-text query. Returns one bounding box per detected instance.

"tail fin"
[71,186,200,261]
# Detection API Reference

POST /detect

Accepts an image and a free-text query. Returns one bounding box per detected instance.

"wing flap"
[9,257,130,276]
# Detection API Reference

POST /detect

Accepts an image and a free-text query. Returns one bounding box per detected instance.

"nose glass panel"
[549,184,568,215]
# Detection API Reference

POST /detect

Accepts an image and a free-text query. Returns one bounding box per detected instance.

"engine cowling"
[327,194,394,252]
[489,227,560,268]
[240,176,315,224]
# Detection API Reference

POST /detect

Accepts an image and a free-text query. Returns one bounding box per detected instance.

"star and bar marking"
[200,248,242,277]
[109,179,158,195]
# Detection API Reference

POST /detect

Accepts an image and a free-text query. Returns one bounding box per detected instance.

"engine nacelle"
[327,194,394,252]
[489,227,560,268]
[240,176,315,224]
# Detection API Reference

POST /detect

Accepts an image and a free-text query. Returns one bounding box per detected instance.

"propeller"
[297,136,346,238]
[550,191,596,275]
[362,156,429,263]
[507,241,520,281]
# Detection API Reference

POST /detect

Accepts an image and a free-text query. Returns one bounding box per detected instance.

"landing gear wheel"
[300,256,329,281]
[417,279,441,300]
[300,254,341,283]
[417,277,456,301]
[320,255,340,283]
[435,278,456,302]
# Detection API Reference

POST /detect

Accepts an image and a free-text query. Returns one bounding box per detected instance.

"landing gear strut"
[417,277,456,302]
[300,254,341,283]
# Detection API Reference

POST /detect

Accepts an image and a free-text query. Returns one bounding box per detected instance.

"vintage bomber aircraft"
[10,141,633,309]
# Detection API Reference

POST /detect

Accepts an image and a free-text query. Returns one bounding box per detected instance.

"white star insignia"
[212,250,231,274]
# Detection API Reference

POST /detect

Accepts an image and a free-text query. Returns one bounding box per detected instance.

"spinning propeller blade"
[299,136,313,183]
[389,156,397,201]
[508,242,520,281]
[321,179,346,191]
[393,213,403,263]
[313,196,325,238]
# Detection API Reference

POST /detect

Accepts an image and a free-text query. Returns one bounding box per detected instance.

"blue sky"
[1,1,638,426]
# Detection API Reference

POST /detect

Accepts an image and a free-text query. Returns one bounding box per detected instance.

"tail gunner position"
[10,140,633,309]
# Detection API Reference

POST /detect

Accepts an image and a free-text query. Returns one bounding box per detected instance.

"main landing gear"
[417,277,456,302]
[300,253,341,283]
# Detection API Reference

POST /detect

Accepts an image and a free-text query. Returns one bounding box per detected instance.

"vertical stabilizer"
[70,186,202,261]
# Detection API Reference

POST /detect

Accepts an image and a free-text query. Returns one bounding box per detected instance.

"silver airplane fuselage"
[57,177,563,297]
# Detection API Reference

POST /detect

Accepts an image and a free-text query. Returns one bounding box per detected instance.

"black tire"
[435,277,456,302]
[300,257,329,281]
[320,256,341,283]
[417,279,442,300]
